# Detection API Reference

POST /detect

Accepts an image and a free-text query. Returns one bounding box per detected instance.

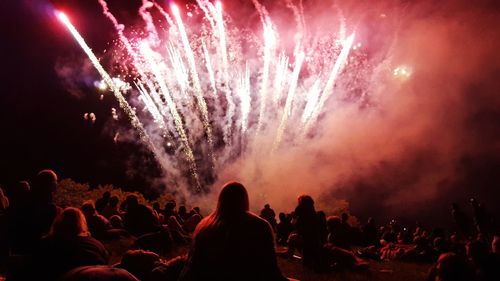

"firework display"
[57,0,396,194]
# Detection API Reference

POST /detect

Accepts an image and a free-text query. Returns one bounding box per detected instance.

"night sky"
[2,0,500,225]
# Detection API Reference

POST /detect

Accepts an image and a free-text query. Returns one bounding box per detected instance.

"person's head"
[32,169,58,200]
[341,212,349,223]
[327,216,341,232]
[109,196,119,207]
[118,250,160,281]
[193,206,201,215]
[466,240,489,264]
[126,195,139,208]
[435,253,473,281]
[102,191,111,199]
[50,207,89,238]
[110,215,124,229]
[215,181,249,219]
[81,201,97,217]
[178,205,187,215]
[279,212,286,222]
[317,211,326,223]
[152,202,161,211]
[63,266,139,281]
[296,195,315,217]
[492,236,499,254]
[264,204,270,209]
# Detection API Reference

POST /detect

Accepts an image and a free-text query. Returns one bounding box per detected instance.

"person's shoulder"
[246,212,272,230]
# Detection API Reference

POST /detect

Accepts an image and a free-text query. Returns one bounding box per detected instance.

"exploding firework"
[57,0,399,195]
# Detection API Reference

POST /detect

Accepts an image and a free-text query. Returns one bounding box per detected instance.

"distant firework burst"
[57,0,403,194]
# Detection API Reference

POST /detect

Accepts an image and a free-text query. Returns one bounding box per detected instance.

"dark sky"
[1,0,500,225]
[0,0,160,192]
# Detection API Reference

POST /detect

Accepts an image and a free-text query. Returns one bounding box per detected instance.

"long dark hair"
[194,181,249,235]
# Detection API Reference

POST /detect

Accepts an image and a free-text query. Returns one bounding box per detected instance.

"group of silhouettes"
[0,169,499,281]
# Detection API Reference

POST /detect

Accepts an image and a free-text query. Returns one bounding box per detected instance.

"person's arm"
[260,220,289,281]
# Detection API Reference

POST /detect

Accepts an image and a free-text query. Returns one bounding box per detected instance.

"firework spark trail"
[213,1,234,145]
[273,52,289,105]
[153,2,175,27]
[237,63,251,134]
[139,0,160,46]
[171,4,214,150]
[140,43,202,190]
[274,50,306,150]
[56,11,169,170]
[167,43,189,99]
[196,0,216,32]
[256,21,276,132]
[201,39,217,98]
[303,33,355,135]
[301,80,321,124]
[136,81,165,128]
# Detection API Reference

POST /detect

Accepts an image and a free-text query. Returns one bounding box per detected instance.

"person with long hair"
[33,207,109,281]
[179,182,288,281]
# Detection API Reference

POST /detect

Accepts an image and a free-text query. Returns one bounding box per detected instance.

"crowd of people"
[0,169,498,281]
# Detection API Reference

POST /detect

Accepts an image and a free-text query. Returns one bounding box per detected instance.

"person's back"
[180,182,287,281]
[26,170,61,251]
[34,207,109,281]
[123,195,159,237]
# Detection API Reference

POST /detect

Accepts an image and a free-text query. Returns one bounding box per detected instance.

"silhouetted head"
[178,205,187,215]
[118,249,160,281]
[436,253,473,281]
[327,216,341,232]
[81,201,97,217]
[50,207,89,238]
[341,212,349,223]
[492,236,499,254]
[102,191,111,199]
[126,195,139,208]
[279,212,286,222]
[296,195,316,217]
[264,204,270,209]
[466,240,489,264]
[110,196,119,207]
[215,181,249,219]
[32,169,57,201]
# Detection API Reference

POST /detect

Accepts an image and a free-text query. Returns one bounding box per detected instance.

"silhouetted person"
[163,200,177,219]
[317,211,327,245]
[470,198,491,236]
[260,204,277,230]
[95,191,111,214]
[27,169,61,251]
[466,240,498,281]
[452,203,471,239]
[116,249,162,281]
[178,205,189,222]
[427,253,474,281]
[327,216,351,250]
[362,217,379,246]
[294,195,322,269]
[102,196,122,219]
[0,186,9,213]
[34,207,109,281]
[276,213,293,245]
[81,201,112,240]
[7,181,31,254]
[63,266,139,281]
[179,182,287,281]
[123,195,159,237]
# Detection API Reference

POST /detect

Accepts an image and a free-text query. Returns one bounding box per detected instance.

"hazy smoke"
[57,0,500,224]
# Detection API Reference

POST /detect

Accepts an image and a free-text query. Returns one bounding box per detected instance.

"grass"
[105,237,431,281]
